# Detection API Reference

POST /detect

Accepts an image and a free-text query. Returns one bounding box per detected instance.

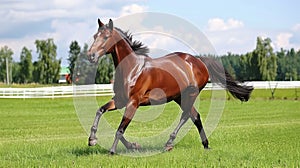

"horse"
[86,19,253,154]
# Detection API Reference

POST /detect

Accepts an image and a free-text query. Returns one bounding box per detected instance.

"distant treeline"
[217,37,300,81]
[0,36,299,84]
[0,39,114,84]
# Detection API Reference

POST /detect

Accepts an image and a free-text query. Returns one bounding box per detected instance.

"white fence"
[243,81,300,89]
[0,81,300,99]
[0,84,113,99]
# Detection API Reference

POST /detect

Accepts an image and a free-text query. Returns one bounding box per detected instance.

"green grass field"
[0,89,299,167]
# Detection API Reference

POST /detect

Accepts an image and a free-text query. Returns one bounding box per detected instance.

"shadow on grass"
[71,145,109,156]
[71,144,168,157]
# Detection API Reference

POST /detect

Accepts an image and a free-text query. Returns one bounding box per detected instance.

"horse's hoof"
[130,142,141,150]
[164,144,173,151]
[88,137,97,146]
[109,150,115,155]
[204,146,211,150]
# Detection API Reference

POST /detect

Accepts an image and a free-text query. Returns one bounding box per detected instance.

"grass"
[0,89,299,167]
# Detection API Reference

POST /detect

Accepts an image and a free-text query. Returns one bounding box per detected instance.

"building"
[58,67,70,83]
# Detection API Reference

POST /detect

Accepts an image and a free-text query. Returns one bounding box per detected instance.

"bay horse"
[87,19,253,154]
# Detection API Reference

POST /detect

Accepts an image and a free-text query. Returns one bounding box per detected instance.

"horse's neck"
[112,37,146,87]
[112,37,141,70]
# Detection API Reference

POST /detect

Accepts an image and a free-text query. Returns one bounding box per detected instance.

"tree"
[276,48,287,81]
[35,39,61,84]
[220,52,241,79]
[297,50,300,80]
[73,43,97,84]
[12,62,21,83]
[240,52,260,81]
[285,48,298,80]
[95,55,114,84]
[32,61,39,83]
[253,37,277,81]
[68,41,81,83]
[238,37,277,81]
[0,46,13,84]
[19,47,33,83]
[275,48,300,81]
[71,43,114,84]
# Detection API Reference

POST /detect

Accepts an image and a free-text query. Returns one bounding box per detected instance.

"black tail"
[198,57,254,102]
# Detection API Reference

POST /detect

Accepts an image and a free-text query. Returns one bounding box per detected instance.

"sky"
[0,0,299,66]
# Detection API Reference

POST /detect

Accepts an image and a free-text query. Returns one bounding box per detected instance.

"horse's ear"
[108,19,113,30]
[98,18,104,27]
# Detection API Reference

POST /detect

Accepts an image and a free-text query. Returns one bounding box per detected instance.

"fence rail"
[243,81,300,89]
[0,84,113,99]
[0,81,300,99]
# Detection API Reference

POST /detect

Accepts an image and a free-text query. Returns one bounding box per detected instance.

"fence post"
[52,86,54,99]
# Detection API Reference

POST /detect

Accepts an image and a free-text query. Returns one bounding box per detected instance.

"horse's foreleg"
[165,112,189,151]
[109,100,138,154]
[88,99,116,146]
[190,107,209,149]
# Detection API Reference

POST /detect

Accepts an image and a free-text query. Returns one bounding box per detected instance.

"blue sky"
[0,0,299,66]
[147,0,299,29]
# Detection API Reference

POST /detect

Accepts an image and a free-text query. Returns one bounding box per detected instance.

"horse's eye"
[93,32,102,39]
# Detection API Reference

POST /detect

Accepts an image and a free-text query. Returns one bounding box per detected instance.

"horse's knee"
[170,132,176,140]
[116,130,124,139]
[97,107,105,115]
[90,126,97,132]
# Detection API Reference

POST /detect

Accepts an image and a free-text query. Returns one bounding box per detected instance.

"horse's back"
[146,52,209,89]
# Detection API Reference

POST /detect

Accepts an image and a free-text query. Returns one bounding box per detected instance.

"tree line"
[218,37,300,81]
[0,39,61,84]
[0,36,299,84]
[0,39,114,84]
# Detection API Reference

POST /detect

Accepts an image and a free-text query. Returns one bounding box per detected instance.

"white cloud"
[207,18,244,31]
[274,33,293,49]
[204,18,253,54]
[51,20,92,42]
[120,4,147,16]
[0,1,148,65]
[53,0,85,9]
[1,1,299,66]
[133,33,175,57]
[6,9,69,22]
[204,18,300,55]
[292,23,300,31]
[0,32,56,62]
[204,30,255,55]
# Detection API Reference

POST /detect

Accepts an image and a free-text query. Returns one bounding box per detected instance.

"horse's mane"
[115,27,149,56]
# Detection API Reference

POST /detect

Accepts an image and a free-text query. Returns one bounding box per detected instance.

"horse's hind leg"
[165,111,189,151]
[190,107,209,149]
[88,99,116,146]
[165,86,199,151]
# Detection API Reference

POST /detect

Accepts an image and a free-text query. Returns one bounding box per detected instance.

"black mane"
[115,27,149,56]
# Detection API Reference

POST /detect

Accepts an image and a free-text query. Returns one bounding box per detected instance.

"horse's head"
[87,19,116,63]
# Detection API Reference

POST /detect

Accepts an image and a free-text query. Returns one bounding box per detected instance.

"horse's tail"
[198,56,254,102]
